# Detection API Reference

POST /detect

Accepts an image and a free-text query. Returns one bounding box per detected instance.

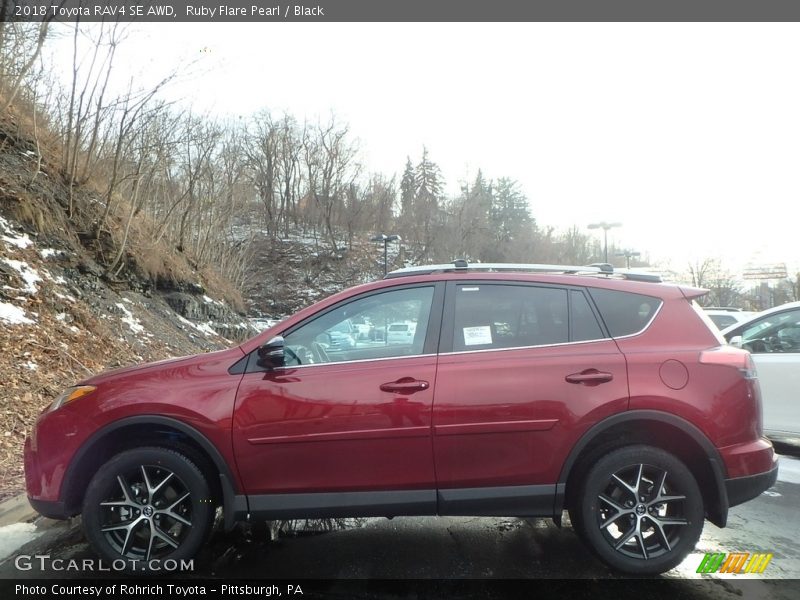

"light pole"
[588,221,622,264]
[370,233,401,276]
[616,249,641,269]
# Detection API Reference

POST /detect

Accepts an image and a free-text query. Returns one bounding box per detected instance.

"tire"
[568,503,587,542]
[577,445,704,575]
[82,447,214,571]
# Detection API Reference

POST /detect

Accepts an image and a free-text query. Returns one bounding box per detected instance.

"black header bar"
[5,0,800,23]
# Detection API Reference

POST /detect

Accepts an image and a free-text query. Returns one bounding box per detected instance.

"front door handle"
[380,377,430,394]
[565,369,614,386]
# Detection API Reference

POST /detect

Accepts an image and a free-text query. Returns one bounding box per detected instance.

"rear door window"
[571,290,605,342]
[451,284,593,352]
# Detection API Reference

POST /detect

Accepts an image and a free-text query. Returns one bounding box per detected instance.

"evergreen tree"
[491,178,532,243]
[455,170,493,260]
[400,157,415,220]
[489,178,536,261]
[412,147,445,260]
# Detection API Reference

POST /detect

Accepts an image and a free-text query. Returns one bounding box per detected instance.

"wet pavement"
[1,449,798,598]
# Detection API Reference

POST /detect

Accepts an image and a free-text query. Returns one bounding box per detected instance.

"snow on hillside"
[0,213,250,501]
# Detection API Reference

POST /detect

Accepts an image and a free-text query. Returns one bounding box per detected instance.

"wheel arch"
[61,416,241,522]
[557,410,729,527]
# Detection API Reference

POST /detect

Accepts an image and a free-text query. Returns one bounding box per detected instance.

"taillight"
[699,346,758,379]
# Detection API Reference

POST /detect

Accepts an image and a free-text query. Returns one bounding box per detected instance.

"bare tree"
[302,118,359,252]
[558,225,597,265]
[0,20,53,114]
[60,22,125,216]
[686,258,742,307]
[687,258,717,290]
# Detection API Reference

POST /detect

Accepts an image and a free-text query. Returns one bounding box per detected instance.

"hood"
[79,346,245,386]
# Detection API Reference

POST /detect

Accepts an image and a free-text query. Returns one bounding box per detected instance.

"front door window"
[283,286,435,365]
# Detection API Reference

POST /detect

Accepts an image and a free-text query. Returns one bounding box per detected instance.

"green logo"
[697,552,773,574]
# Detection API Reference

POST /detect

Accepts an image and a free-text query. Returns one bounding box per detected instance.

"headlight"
[49,386,96,412]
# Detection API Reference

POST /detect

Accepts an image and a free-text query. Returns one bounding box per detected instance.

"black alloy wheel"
[82,447,214,570]
[578,445,705,575]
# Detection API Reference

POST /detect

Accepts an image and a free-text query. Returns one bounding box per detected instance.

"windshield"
[742,312,800,342]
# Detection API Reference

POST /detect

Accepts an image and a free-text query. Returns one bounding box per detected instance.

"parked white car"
[386,321,416,344]
[703,307,755,330]
[722,301,800,442]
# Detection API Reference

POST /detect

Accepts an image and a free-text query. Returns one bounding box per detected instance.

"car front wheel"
[577,445,705,575]
[82,447,214,570]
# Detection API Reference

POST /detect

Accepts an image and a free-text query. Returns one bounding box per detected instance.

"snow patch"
[0,302,34,325]
[0,215,34,250]
[250,318,280,331]
[39,248,64,259]
[1,259,41,294]
[0,523,41,561]
[115,303,144,334]
[24,361,38,371]
[194,321,218,336]
[55,292,77,303]
[202,295,223,305]
[1,231,33,249]
[43,270,67,285]
[176,315,218,337]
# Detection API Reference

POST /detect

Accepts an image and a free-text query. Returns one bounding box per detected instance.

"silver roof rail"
[385,260,661,283]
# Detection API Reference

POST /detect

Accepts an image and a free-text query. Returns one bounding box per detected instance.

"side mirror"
[257,336,285,369]
[729,335,743,348]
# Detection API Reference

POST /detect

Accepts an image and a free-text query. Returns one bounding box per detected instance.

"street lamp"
[616,249,641,269]
[370,233,401,276]
[588,221,622,263]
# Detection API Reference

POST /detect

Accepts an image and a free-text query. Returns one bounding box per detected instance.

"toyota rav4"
[24,261,778,575]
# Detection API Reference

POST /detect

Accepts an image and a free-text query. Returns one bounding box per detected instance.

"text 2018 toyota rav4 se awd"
[25,262,778,575]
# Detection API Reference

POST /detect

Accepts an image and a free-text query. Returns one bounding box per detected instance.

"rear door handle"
[565,369,614,386]
[380,377,430,394]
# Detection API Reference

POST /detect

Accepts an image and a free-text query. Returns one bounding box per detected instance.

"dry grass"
[0,100,244,309]
[0,90,246,501]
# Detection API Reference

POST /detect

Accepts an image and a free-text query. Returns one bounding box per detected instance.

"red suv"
[25,262,778,575]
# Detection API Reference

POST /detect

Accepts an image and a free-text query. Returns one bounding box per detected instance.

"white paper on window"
[463,326,493,346]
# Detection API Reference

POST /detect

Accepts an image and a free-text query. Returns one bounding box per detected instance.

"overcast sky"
[47,23,800,276]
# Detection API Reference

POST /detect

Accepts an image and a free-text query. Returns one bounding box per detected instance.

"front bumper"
[725,461,779,508]
[27,497,70,520]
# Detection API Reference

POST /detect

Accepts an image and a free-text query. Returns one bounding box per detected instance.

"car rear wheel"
[577,445,704,575]
[82,447,214,570]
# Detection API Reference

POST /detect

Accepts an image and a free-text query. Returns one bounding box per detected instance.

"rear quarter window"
[588,288,663,337]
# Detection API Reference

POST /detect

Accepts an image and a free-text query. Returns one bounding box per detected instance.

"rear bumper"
[725,461,779,508]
